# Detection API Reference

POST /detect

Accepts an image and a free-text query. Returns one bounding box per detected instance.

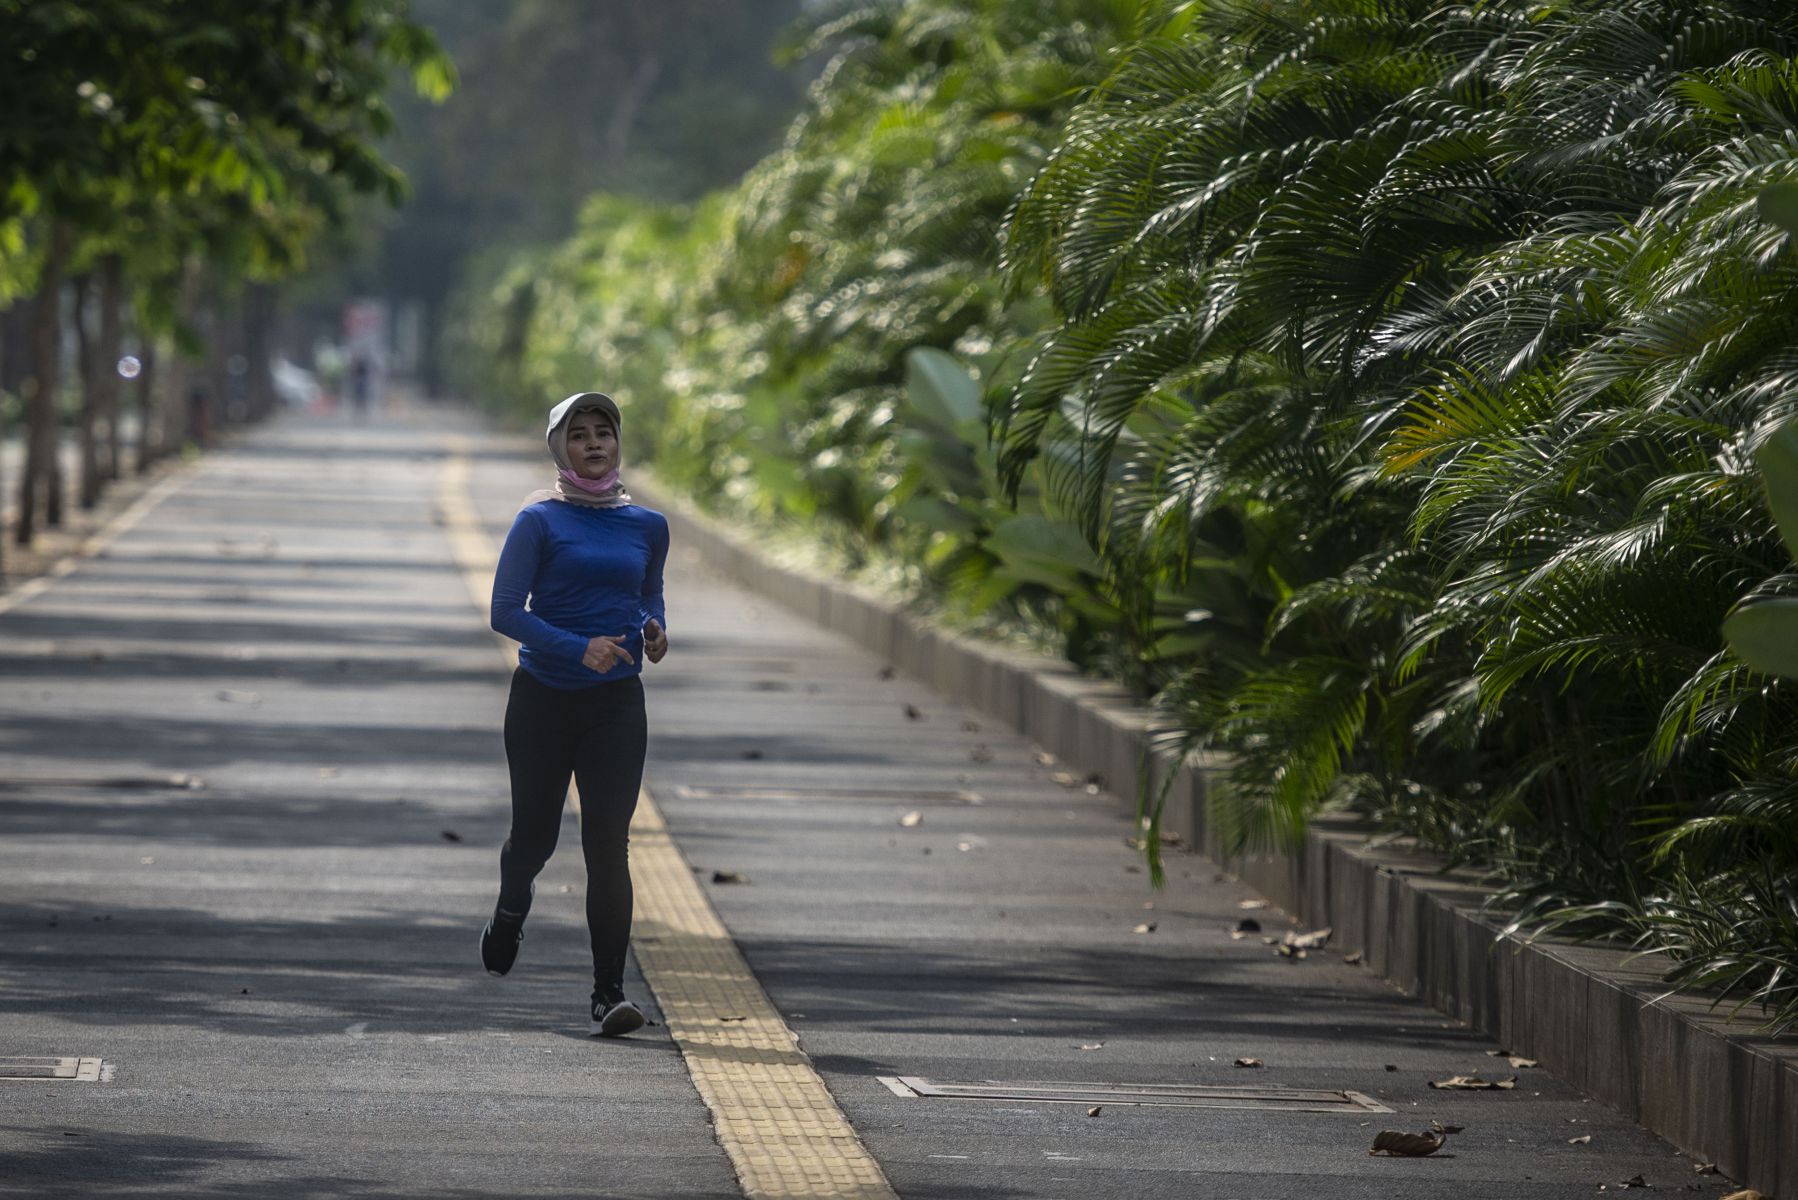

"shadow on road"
[0,714,500,770]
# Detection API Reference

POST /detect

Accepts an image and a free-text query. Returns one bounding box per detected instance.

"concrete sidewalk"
[0,405,1740,1197]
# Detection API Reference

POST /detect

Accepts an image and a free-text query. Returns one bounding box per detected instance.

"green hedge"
[458,0,1798,1035]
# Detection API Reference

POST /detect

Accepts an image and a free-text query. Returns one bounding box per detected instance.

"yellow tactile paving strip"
[440,439,898,1200]
[628,798,899,1199]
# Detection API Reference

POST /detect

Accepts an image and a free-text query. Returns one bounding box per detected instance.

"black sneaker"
[479,902,528,977]
[590,993,646,1037]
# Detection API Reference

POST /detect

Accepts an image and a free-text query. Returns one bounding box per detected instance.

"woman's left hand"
[644,618,668,664]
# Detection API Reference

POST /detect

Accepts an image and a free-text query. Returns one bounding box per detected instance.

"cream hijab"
[524,392,634,509]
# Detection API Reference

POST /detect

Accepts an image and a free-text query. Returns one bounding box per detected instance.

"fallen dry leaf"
[1234,1057,1263,1068]
[1076,1042,1105,1051]
[1052,771,1077,787]
[1238,899,1269,911]
[1343,951,1364,965]
[1508,1056,1538,1069]
[711,870,750,884]
[1086,1105,1102,1117]
[1721,1192,1768,1200]
[1368,1129,1447,1157]
[1282,927,1333,951]
[899,811,923,828]
[1568,1135,1592,1145]
[1132,922,1157,934]
[1428,1074,1515,1090]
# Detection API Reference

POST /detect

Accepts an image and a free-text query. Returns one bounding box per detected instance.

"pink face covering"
[558,467,620,494]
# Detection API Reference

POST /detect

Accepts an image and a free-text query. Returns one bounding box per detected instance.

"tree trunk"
[170,258,207,450]
[210,293,238,431]
[17,222,70,546]
[603,53,662,163]
[135,341,159,473]
[0,303,15,576]
[244,283,276,421]
[95,254,124,485]
[72,270,102,509]
[0,302,28,397]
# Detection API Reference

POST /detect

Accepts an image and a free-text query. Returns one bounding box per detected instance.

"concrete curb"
[637,473,1797,1195]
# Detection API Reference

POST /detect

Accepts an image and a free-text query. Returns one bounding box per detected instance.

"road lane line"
[439,438,898,1200]
[0,465,191,617]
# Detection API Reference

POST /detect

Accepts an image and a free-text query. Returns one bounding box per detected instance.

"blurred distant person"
[186,383,212,448]
[314,344,345,411]
[347,353,373,419]
[480,391,670,1038]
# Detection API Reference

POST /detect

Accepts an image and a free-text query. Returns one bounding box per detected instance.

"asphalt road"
[0,411,734,1198]
[0,404,1741,1198]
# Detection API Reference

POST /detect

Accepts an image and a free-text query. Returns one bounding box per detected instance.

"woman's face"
[565,411,619,479]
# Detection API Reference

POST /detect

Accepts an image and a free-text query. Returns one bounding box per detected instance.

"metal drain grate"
[671,785,983,805]
[877,1076,1390,1114]
[0,1057,107,1082]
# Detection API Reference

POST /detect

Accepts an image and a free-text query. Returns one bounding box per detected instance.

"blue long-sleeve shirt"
[490,500,669,690]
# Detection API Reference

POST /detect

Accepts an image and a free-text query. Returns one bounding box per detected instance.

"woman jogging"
[481,391,669,1037]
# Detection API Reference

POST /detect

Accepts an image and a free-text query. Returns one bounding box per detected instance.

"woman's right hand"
[583,634,635,674]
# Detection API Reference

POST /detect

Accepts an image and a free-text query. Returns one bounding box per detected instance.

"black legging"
[498,667,646,995]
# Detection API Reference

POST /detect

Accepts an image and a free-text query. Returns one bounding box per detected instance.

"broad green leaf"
[894,495,980,535]
[1758,182,1798,237]
[1152,631,1216,658]
[1724,600,1798,678]
[412,56,457,103]
[905,347,983,430]
[985,513,1101,577]
[1154,0,1203,42]
[1755,419,1798,562]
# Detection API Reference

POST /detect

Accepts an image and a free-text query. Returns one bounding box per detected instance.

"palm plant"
[466,0,1798,1028]
[998,0,1798,1026]
[702,0,1178,548]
